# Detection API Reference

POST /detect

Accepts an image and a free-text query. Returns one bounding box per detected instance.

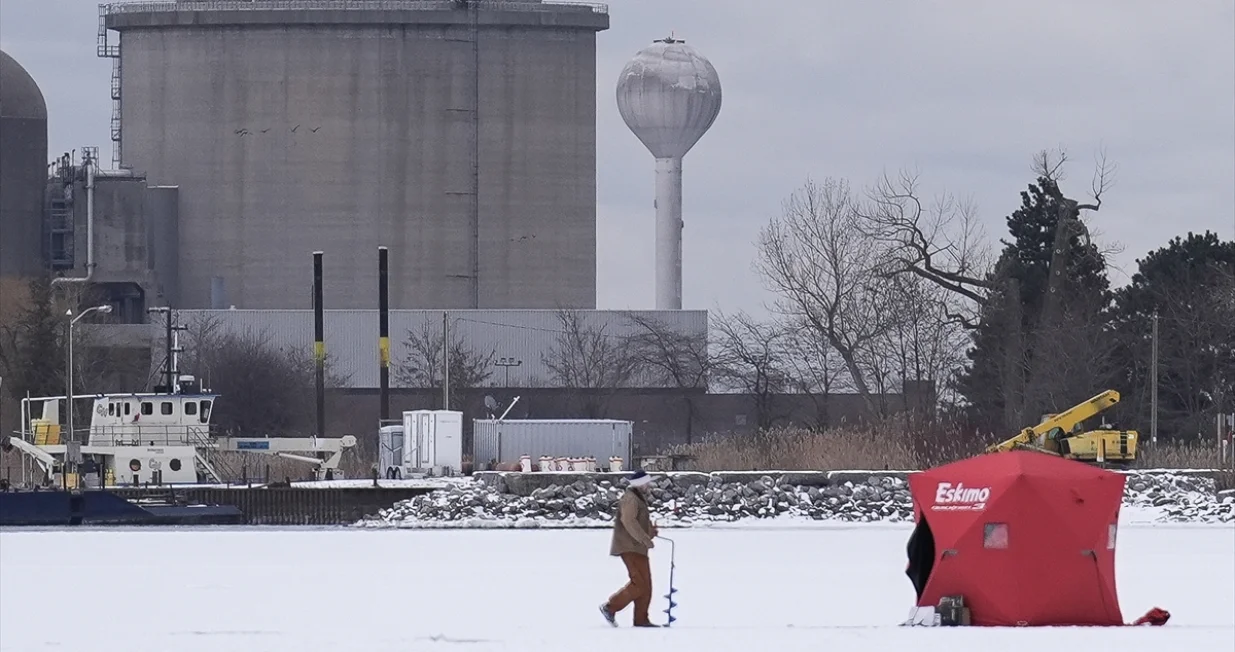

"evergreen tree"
[1110,231,1235,440]
[0,277,66,403]
[955,176,1115,434]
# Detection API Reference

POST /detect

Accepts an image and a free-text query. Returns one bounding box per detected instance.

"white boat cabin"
[84,392,217,446]
[24,375,218,448]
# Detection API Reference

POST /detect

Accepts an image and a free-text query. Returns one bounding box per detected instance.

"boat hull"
[0,490,244,527]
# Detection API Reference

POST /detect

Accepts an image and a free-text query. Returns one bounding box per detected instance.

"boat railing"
[18,423,224,448]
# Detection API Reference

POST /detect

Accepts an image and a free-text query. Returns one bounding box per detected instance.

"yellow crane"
[985,390,1139,467]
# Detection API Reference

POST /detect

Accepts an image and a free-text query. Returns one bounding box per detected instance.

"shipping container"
[472,419,633,469]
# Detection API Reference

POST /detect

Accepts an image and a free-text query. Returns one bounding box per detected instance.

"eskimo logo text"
[932,482,991,511]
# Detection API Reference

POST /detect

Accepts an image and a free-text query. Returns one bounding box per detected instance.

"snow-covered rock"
[354,469,1234,529]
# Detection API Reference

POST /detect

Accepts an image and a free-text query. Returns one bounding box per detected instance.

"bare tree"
[857,170,994,319]
[625,312,711,443]
[874,273,969,412]
[754,177,903,414]
[541,309,642,418]
[177,314,349,436]
[856,147,1116,327]
[777,320,848,429]
[710,310,794,431]
[396,318,495,410]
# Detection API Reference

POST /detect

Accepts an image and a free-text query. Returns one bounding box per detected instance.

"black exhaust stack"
[314,251,325,438]
[378,246,390,421]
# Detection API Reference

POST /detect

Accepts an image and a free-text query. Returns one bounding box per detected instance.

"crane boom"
[986,390,1127,456]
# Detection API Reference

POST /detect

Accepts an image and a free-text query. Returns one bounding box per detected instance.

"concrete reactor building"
[0,50,49,287]
[97,0,610,311]
[616,35,721,310]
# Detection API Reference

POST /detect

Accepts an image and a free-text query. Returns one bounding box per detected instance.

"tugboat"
[0,375,357,526]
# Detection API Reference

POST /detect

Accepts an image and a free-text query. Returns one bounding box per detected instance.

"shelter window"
[161,401,174,415]
[108,403,115,416]
[983,523,1009,549]
[141,402,153,415]
[199,400,212,424]
[184,402,197,416]
[124,402,131,416]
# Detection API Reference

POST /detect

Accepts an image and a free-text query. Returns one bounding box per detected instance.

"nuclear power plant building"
[9,5,714,405]
[90,0,610,311]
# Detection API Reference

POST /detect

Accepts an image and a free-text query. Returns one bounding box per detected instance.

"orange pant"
[606,552,653,625]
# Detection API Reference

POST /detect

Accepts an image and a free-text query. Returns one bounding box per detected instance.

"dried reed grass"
[667,420,1234,475]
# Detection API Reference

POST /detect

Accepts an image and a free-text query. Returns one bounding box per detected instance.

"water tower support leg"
[654,156,684,310]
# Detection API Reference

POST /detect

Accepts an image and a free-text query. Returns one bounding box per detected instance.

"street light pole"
[64,304,112,488]
[495,357,522,388]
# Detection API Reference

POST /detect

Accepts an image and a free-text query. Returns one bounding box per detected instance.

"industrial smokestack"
[313,251,325,438]
[616,35,722,310]
[378,246,390,422]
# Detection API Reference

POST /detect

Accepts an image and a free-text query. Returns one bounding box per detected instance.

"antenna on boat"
[147,306,187,394]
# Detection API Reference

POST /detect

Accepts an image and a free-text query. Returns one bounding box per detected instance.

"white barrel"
[519,455,532,473]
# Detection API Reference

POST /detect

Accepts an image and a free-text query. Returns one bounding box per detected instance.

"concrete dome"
[0,50,48,120]
[0,49,50,279]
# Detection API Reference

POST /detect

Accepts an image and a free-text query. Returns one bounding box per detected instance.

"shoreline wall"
[359,468,1235,529]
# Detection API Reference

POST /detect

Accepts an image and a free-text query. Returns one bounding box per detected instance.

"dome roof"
[0,50,48,120]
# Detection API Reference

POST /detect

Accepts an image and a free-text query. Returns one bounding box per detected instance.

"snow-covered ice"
[1,523,1231,651]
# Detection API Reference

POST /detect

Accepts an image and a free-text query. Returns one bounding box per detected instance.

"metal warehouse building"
[167,308,707,388]
[98,0,609,311]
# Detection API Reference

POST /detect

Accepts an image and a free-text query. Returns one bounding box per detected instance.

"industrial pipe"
[51,155,96,287]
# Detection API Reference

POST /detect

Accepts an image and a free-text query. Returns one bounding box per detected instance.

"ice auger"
[660,536,678,627]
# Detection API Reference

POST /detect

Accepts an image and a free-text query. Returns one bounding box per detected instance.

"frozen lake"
[2,524,1232,651]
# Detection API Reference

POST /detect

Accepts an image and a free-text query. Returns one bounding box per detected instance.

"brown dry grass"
[666,420,1235,476]
[666,421,983,472]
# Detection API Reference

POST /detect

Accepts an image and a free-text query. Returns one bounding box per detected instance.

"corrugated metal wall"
[473,419,632,466]
[167,309,708,389]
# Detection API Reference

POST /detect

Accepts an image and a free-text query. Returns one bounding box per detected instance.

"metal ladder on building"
[45,152,76,269]
[97,6,122,168]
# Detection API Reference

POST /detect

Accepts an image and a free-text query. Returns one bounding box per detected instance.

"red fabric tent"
[905,450,1125,626]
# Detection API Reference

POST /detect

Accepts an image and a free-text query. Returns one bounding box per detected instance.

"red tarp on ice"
[905,450,1125,626]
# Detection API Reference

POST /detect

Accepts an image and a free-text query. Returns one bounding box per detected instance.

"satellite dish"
[484,395,498,411]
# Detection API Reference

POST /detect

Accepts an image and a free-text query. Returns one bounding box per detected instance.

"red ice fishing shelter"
[904,450,1125,626]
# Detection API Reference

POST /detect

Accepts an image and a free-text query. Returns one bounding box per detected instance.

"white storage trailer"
[472,419,633,470]
[403,410,464,475]
[378,424,403,478]
[376,410,464,477]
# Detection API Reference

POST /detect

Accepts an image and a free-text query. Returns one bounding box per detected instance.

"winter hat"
[628,469,653,488]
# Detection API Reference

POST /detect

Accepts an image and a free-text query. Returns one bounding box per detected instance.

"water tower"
[616,35,722,310]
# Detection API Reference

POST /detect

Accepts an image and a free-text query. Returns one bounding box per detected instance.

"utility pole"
[1150,310,1159,445]
[442,311,450,410]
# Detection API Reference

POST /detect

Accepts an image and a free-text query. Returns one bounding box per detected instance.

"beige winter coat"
[610,488,656,556]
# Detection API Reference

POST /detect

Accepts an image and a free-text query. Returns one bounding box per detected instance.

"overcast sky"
[3,0,1233,317]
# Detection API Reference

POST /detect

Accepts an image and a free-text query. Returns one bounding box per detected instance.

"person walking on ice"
[599,469,660,627]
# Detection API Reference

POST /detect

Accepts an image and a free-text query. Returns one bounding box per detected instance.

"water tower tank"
[0,50,49,282]
[616,35,721,310]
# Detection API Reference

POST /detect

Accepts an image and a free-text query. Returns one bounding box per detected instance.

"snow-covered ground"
[1,524,1231,651]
